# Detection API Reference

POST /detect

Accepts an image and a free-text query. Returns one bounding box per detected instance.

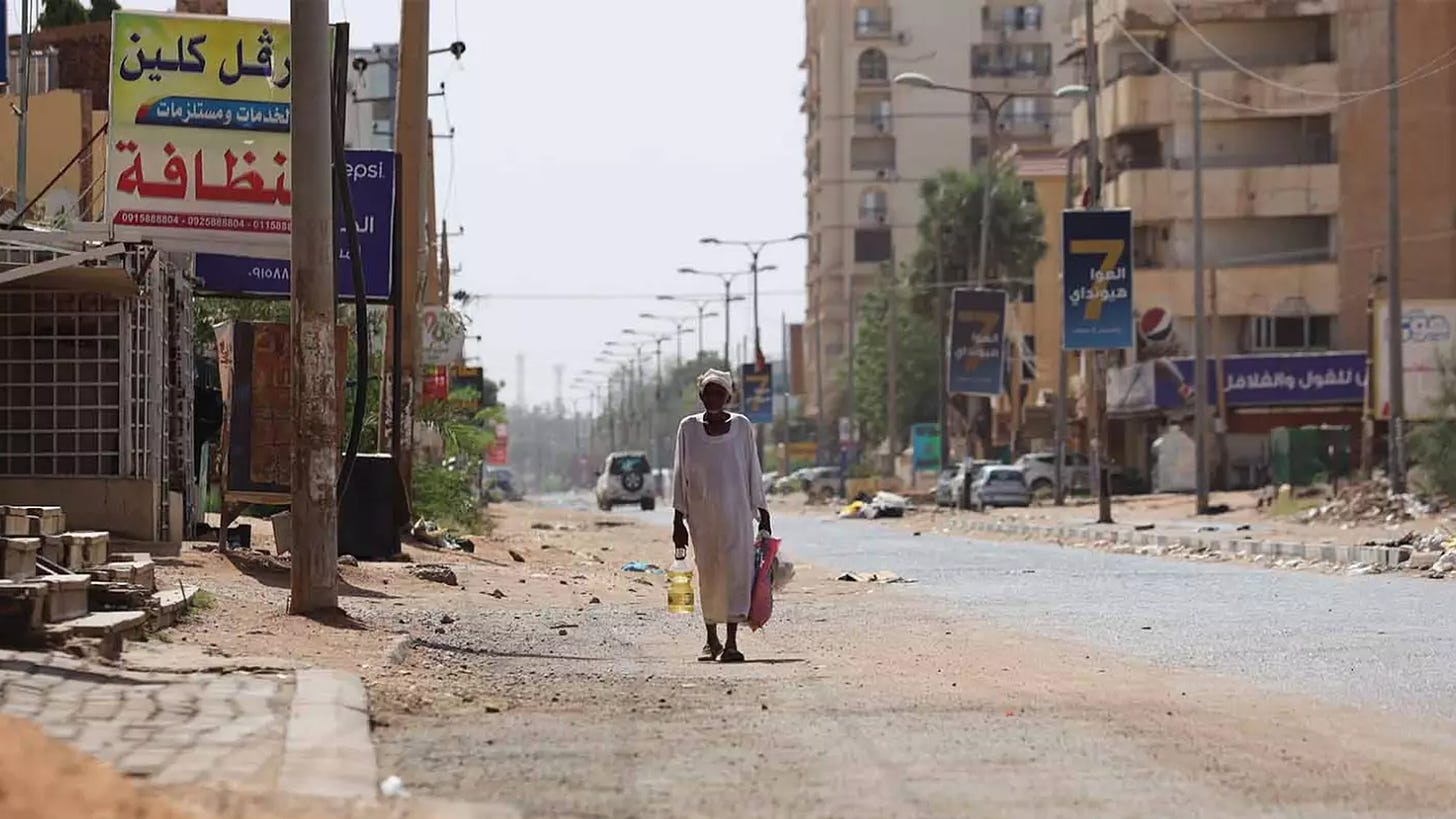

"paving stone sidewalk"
[0,650,379,800]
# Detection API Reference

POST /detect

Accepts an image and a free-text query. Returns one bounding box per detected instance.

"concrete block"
[0,537,40,581]
[0,581,48,630]
[61,531,110,570]
[272,511,293,555]
[39,536,63,566]
[18,507,65,535]
[40,574,90,622]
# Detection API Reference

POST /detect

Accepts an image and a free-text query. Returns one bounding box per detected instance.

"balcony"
[1073,0,1338,42]
[1105,163,1338,221]
[1133,261,1339,316]
[854,113,894,136]
[1072,62,1338,140]
[854,11,895,40]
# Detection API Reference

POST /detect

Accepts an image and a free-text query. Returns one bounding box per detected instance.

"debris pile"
[1298,480,1440,525]
[411,519,475,553]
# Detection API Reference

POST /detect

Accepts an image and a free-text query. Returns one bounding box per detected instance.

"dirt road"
[156,502,1456,818]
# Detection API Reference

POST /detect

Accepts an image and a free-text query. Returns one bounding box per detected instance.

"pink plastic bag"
[748,536,781,631]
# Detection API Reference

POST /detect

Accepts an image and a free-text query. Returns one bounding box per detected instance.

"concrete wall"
[0,478,161,541]
[1336,0,1456,348]
[0,89,89,217]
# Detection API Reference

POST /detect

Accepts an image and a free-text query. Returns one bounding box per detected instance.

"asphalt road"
[540,493,1456,719]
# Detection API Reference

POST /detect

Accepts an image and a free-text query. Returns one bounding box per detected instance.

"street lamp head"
[677,267,697,274]
[760,264,780,273]
[1054,84,1091,99]
[893,71,936,89]
[699,237,721,245]
[790,233,810,242]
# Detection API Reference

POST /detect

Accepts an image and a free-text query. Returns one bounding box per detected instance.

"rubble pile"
[1298,480,1440,525]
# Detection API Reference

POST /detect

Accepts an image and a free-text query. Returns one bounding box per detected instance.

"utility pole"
[886,263,899,477]
[1386,0,1407,492]
[1083,0,1112,524]
[1054,147,1078,506]
[289,0,339,613]
[936,231,949,471]
[1192,69,1210,515]
[15,0,32,213]
[781,311,791,477]
[814,298,826,463]
[395,0,430,483]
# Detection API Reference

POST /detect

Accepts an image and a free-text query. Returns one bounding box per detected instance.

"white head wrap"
[697,369,733,394]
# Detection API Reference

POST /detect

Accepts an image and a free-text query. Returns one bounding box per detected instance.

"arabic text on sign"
[117,28,292,89]
[1067,285,1129,306]
[114,141,292,206]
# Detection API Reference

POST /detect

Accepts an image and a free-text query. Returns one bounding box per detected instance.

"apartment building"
[1071,0,1456,481]
[801,0,1076,425]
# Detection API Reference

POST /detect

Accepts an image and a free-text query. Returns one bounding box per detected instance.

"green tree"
[909,165,1047,294]
[38,0,88,29]
[88,0,121,22]
[848,268,942,450]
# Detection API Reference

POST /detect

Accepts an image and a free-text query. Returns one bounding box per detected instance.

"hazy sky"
[17,0,809,406]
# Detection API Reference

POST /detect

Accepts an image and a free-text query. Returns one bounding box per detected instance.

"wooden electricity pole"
[288,0,339,613]
[395,0,431,481]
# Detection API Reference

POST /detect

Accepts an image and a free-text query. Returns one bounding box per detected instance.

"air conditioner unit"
[875,169,889,179]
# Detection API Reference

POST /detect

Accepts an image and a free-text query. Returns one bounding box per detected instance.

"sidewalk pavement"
[0,650,378,802]
[947,513,1447,572]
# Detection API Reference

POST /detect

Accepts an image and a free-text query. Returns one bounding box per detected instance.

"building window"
[854,228,893,263]
[855,7,893,38]
[972,43,1050,77]
[860,189,888,223]
[858,49,889,84]
[1247,315,1333,351]
[850,136,896,172]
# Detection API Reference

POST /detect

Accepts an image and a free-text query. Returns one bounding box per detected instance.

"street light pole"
[700,235,808,370]
[1386,0,1407,493]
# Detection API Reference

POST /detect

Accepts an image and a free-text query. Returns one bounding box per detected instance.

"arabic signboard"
[911,423,941,471]
[421,306,467,367]
[1106,352,1367,415]
[487,423,509,466]
[194,151,397,299]
[213,321,349,504]
[948,288,1007,396]
[1062,209,1135,350]
[1373,299,1456,421]
[740,363,774,424]
[108,11,293,248]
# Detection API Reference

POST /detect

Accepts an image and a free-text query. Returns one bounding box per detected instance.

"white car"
[595,452,656,512]
[1015,452,1091,495]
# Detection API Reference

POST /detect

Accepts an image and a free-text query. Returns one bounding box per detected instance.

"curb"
[958,519,1422,570]
[277,669,380,802]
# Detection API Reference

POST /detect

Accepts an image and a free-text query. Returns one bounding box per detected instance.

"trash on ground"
[380,775,409,798]
[837,571,915,584]
[621,561,665,574]
[1298,479,1440,525]
[409,564,459,586]
[411,519,475,552]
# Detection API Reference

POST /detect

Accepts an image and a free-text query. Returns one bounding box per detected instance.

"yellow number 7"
[1069,239,1125,321]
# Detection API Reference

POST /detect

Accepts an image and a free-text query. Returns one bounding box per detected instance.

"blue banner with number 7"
[1062,209,1135,350]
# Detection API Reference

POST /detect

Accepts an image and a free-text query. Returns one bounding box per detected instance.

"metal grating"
[0,290,126,476]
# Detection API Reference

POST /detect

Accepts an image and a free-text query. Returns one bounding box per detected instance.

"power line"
[1156,0,1456,99]
[1109,16,1456,115]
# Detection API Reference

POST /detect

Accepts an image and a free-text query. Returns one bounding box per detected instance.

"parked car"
[950,459,999,509]
[969,465,1031,510]
[594,451,656,512]
[484,466,523,501]
[933,469,959,507]
[804,466,843,500]
[1016,452,1091,495]
[1016,451,1135,496]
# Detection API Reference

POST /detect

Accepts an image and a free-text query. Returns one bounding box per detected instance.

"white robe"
[672,413,765,625]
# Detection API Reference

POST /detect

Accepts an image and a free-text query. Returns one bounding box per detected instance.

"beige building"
[1071,0,1343,358]
[801,0,1078,425]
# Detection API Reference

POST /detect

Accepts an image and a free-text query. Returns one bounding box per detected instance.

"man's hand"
[672,511,689,556]
[758,508,772,538]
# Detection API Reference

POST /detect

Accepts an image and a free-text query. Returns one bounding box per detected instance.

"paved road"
[539,493,1456,718]
[774,511,1456,718]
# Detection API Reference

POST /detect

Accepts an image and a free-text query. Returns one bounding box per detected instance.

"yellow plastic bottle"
[667,553,694,614]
